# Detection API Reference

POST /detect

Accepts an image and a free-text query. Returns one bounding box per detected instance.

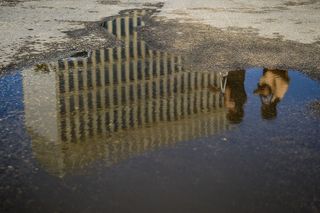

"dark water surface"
[1,9,320,213]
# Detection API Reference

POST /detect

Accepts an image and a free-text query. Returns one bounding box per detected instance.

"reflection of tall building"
[22,10,231,177]
[102,9,149,38]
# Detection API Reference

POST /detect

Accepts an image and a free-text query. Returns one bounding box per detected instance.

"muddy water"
[1,10,320,213]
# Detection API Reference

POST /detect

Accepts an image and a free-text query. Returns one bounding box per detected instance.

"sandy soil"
[0,0,160,70]
[0,0,319,74]
[158,0,320,44]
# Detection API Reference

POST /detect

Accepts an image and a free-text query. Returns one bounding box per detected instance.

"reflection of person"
[254,68,290,119]
[209,70,247,123]
[224,70,247,124]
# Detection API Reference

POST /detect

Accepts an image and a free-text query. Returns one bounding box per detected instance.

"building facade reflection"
[23,10,231,176]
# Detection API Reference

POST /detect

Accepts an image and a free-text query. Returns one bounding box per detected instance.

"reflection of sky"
[286,70,320,103]
[235,68,320,148]
[245,68,320,120]
[0,72,28,149]
[0,72,24,118]
[0,72,30,176]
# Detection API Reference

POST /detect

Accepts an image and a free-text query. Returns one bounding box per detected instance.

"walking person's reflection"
[210,70,247,123]
[254,68,290,119]
[224,70,247,123]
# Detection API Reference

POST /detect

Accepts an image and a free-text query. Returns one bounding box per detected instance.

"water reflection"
[24,10,230,176]
[102,9,150,38]
[254,69,290,119]
[23,9,292,176]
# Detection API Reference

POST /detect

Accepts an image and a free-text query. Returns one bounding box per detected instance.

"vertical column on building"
[189,70,195,115]
[63,60,71,142]
[140,40,146,127]
[155,50,161,123]
[117,46,123,130]
[107,20,113,34]
[124,15,130,129]
[55,62,63,143]
[91,51,98,137]
[176,56,182,120]
[215,72,220,109]
[162,52,168,122]
[116,17,121,39]
[82,58,89,139]
[99,49,107,136]
[203,72,209,112]
[147,49,153,124]
[182,59,188,117]
[208,72,215,110]
[72,58,81,141]
[134,11,139,129]
[168,54,175,121]
[195,71,201,113]
[108,48,115,132]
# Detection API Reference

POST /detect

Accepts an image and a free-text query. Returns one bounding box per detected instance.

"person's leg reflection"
[209,70,247,123]
[223,70,247,124]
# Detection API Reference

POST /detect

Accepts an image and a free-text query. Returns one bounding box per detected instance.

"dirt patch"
[0,0,34,6]
[0,0,21,6]
[309,101,320,117]
[1,4,320,82]
[98,0,121,5]
[141,17,320,80]
[0,21,120,74]
[284,0,318,6]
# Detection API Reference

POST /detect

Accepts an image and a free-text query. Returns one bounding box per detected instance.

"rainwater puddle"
[1,9,320,213]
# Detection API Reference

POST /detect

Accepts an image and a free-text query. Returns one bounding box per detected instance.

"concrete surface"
[0,0,320,72]
[158,0,320,43]
[0,0,160,69]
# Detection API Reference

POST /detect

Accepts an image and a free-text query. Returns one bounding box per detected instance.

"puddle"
[1,9,320,213]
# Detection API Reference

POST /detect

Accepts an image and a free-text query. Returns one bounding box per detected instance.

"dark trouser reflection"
[254,68,290,120]
[209,70,247,124]
[224,70,247,124]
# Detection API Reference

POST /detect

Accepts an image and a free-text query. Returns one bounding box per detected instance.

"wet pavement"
[1,7,320,213]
